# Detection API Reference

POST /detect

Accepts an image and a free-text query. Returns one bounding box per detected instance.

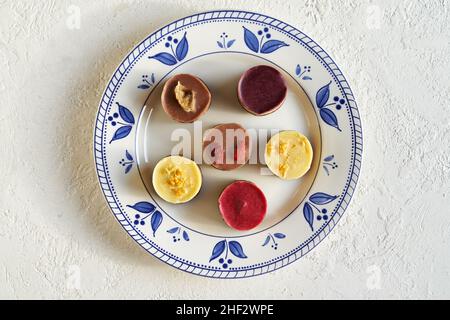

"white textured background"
[1,0,449,299]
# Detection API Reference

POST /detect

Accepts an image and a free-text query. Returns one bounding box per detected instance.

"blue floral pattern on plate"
[138,73,155,89]
[127,202,162,236]
[167,227,190,243]
[149,32,189,65]
[109,103,135,143]
[303,193,338,231]
[217,32,235,49]
[295,64,312,81]
[209,240,247,269]
[262,233,286,250]
[315,82,347,131]
[119,150,134,174]
[243,26,289,54]
[323,155,338,176]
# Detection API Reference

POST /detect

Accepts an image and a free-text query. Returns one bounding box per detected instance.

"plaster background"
[0,0,449,299]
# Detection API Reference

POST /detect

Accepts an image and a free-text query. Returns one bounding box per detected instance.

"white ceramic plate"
[94,10,362,278]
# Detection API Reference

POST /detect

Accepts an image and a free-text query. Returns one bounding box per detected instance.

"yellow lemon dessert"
[152,156,202,204]
[265,131,313,180]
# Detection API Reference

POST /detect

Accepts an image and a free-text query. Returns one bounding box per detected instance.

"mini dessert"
[161,74,211,123]
[237,65,287,116]
[265,131,313,180]
[218,181,267,231]
[152,155,202,204]
[203,123,251,171]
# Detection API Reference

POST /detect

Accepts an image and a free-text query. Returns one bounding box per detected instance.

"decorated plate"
[93,10,362,278]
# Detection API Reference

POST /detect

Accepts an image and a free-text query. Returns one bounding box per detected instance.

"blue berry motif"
[242,26,289,54]
[303,193,338,231]
[127,202,162,236]
[119,150,134,174]
[109,102,135,143]
[149,32,189,66]
[315,82,345,131]
[322,155,338,176]
[138,73,156,90]
[329,96,347,110]
[262,233,286,250]
[295,64,313,81]
[217,32,236,49]
[209,240,247,269]
[166,227,190,243]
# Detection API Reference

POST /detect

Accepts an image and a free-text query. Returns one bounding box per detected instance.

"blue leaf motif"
[151,210,163,236]
[183,230,189,241]
[262,235,270,247]
[229,241,248,259]
[320,108,341,131]
[151,73,155,84]
[274,233,286,239]
[260,40,289,54]
[243,26,259,53]
[316,81,331,108]
[167,227,179,234]
[309,192,338,205]
[303,202,314,231]
[217,41,223,48]
[149,52,177,65]
[303,76,312,80]
[125,150,133,161]
[110,125,132,143]
[175,32,188,61]
[324,155,334,162]
[226,39,235,48]
[118,104,135,124]
[209,240,226,262]
[124,164,133,174]
[127,201,155,213]
[296,64,301,76]
[138,84,150,89]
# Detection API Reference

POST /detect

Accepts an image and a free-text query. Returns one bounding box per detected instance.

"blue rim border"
[93,10,363,278]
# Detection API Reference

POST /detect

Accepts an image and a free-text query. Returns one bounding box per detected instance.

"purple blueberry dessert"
[237,65,287,116]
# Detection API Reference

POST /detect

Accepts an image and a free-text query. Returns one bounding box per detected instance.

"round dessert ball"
[237,65,287,116]
[265,130,313,180]
[218,181,267,231]
[161,74,211,123]
[152,155,202,204]
[203,123,251,171]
